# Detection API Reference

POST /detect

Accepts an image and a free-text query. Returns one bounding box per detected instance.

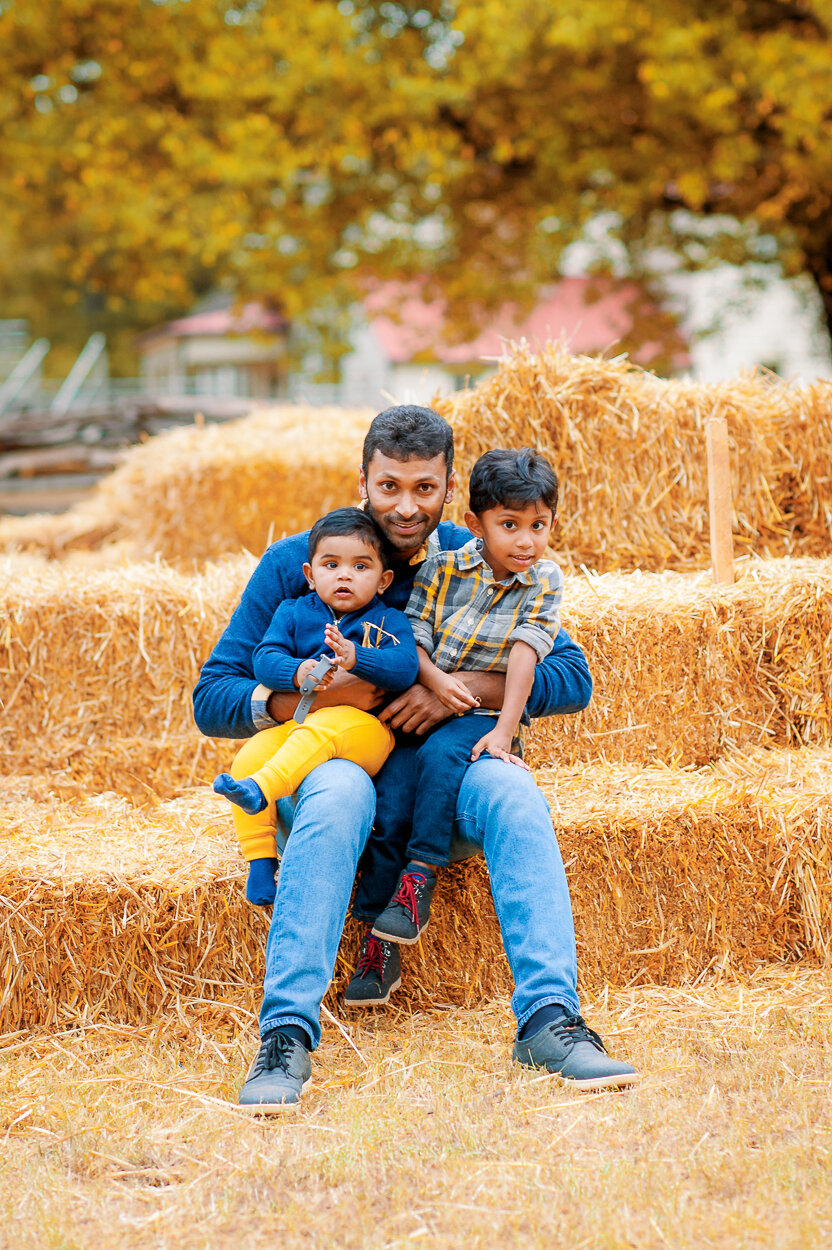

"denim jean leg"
[259,759,376,1049]
[454,758,581,1029]
[407,714,489,867]
[352,745,420,922]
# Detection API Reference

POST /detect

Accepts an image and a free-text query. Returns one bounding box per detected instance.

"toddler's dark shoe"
[344,927,402,1006]
[372,865,436,944]
[513,1012,639,1091]
[238,1031,312,1112]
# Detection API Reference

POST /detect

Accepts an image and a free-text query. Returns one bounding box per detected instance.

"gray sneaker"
[238,1032,312,1112]
[372,867,437,944]
[344,927,402,1006]
[513,1013,639,1091]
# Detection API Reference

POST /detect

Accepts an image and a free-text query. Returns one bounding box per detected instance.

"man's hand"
[324,623,357,671]
[379,683,453,735]
[267,670,382,723]
[470,726,530,770]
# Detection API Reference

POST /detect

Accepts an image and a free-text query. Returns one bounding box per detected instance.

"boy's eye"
[502,520,516,530]
[355,562,368,570]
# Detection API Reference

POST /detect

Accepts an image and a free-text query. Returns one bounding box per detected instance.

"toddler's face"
[303,535,392,614]
[465,500,556,583]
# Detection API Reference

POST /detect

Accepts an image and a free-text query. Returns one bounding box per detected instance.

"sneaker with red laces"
[371,866,436,944]
[343,927,402,1006]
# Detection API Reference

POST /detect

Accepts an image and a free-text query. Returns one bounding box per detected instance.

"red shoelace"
[356,931,385,978]
[390,872,426,924]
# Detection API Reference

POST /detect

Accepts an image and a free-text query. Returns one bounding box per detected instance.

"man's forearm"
[266,674,383,723]
[455,670,507,710]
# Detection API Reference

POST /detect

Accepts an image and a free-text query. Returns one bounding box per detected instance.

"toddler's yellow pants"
[228,706,394,861]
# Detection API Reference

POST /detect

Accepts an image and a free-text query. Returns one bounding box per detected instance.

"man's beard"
[368,507,432,552]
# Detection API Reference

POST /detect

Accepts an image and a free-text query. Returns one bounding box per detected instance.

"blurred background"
[2,0,832,511]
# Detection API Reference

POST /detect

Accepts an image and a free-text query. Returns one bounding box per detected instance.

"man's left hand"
[379,683,452,735]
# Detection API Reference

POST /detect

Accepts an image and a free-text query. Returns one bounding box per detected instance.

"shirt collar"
[455,537,536,586]
[408,528,442,567]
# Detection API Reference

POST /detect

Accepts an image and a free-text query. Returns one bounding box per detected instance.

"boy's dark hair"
[468,448,558,516]
[308,507,391,566]
[362,405,454,478]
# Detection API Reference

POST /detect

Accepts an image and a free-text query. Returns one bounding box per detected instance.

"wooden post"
[706,416,734,585]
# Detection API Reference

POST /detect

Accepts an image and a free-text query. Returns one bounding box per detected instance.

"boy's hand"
[470,727,530,770]
[324,623,357,671]
[294,657,336,689]
[429,671,481,714]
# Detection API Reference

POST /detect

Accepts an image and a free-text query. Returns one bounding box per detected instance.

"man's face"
[359,451,454,557]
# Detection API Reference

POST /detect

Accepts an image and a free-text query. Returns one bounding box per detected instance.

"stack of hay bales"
[2,346,832,1033]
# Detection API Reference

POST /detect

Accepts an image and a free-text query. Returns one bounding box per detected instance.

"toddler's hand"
[294,656,336,688]
[324,623,357,671]
[432,672,481,714]
[470,728,530,769]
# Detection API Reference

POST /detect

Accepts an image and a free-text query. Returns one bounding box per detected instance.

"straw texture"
[2,748,830,1031]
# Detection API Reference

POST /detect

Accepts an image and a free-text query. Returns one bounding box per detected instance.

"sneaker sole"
[370,922,427,945]
[343,975,402,1007]
[237,1075,312,1114]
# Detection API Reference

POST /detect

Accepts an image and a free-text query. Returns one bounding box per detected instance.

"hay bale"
[437,343,832,571]
[3,555,830,797]
[2,748,830,1031]
[1,405,371,565]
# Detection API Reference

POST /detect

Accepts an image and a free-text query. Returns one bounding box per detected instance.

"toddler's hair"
[469,448,558,516]
[308,507,392,566]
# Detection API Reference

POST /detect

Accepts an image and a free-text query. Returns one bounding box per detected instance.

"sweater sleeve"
[526,626,592,718]
[192,534,310,739]
[349,608,420,692]
[252,601,308,692]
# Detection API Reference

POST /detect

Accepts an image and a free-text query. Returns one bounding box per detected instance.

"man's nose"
[397,493,419,518]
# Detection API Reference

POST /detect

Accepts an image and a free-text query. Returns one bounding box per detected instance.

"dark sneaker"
[344,927,402,1006]
[237,1032,312,1113]
[372,867,437,944]
[513,1013,639,1091]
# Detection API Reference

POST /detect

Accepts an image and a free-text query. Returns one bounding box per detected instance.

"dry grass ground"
[1,967,830,1250]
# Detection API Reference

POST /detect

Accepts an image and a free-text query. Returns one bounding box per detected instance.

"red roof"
[364,278,686,367]
[138,302,286,344]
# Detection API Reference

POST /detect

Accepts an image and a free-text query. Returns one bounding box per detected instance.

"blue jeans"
[260,754,580,1049]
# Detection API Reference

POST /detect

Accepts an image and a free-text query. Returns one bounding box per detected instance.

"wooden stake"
[706,416,734,585]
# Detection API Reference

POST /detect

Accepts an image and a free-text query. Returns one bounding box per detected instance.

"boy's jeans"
[259,753,581,1050]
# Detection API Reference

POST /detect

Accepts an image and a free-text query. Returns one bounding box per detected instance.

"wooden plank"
[706,415,734,585]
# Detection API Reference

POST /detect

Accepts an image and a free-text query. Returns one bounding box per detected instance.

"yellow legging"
[227,705,394,862]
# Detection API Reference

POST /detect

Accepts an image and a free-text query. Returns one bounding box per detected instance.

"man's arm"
[380,626,591,735]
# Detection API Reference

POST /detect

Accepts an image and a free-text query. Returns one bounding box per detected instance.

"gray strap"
[294,656,336,724]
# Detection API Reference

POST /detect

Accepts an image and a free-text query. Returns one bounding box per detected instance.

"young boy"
[213,507,419,906]
[363,447,562,947]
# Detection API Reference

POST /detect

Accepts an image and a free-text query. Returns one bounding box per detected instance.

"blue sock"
[405,861,436,878]
[213,772,267,814]
[246,857,278,906]
[263,1024,311,1050]
[519,1004,569,1040]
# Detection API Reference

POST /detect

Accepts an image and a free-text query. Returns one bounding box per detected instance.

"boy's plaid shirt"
[405,538,564,674]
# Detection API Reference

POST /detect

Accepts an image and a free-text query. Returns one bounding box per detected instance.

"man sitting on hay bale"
[193,405,638,1109]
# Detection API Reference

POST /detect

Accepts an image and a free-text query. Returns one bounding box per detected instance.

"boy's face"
[464,500,556,583]
[303,534,393,614]
[359,451,454,557]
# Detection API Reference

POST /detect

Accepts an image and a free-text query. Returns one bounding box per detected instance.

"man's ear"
[445,470,456,504]
[358,467,368,500]
[378,568,394,594]
[464,509,483,537]
[302,561,316,590]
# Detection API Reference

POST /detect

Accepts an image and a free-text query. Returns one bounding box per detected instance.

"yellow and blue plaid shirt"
[405,538,564,675]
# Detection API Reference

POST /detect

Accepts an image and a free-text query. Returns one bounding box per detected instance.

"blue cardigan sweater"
[193,520,592,739]
[252,591,418,694]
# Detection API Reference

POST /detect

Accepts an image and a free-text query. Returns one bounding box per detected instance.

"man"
[193,405,637,1110]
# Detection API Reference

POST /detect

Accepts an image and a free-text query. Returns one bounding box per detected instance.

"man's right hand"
[267,671,383,723]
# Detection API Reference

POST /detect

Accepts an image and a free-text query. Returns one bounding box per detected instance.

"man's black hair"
[362,405,454,478]
[468,448,558,516]
[308,507,391,566]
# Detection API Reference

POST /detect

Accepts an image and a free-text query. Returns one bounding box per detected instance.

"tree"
[2,1,832,352]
